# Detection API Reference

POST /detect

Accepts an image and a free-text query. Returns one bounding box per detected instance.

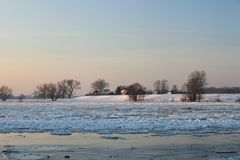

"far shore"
[1,93,240,103]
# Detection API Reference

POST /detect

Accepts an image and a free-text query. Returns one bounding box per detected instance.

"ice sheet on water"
[215,155,240,160]
[0,100,239,136]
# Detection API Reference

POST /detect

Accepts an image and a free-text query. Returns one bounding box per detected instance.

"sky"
[0,0,239,95]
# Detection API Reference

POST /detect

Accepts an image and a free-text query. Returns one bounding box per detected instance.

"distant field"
[74,94,240,103]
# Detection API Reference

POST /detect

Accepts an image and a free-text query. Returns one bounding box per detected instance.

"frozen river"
[0,100,239,136]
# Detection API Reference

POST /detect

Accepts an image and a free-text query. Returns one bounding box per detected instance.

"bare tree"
[46,83,62,101]
[58,80,68,99]
[153,80,161,94]
[0,85,12,101]
[171,85,178,94]
[160,80,169,94]
[91,79,109,95]
[65,79,81,99]
[153,80,169,94]
[185,70,207,102]
[35,79,80,100]
[181,83,188,93]
[34,83,49,99]
[34,83,60,101]
[126,83,146,102]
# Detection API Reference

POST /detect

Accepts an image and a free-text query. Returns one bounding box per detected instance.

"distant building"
[121,89,127,95]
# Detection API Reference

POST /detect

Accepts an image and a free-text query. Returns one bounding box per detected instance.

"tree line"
[204,87,240,94]
[33,79,81,101]
[0,70,239,102]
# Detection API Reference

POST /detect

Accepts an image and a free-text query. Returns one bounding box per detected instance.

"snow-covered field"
[75,94,240,103]
[0,94,239,136]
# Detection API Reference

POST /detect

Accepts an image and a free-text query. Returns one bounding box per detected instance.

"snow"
[74,95,129,102]
[0,94,239,136]
[74,94,240,103]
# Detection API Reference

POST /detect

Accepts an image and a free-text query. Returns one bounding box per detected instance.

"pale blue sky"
[0,0,239,94]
